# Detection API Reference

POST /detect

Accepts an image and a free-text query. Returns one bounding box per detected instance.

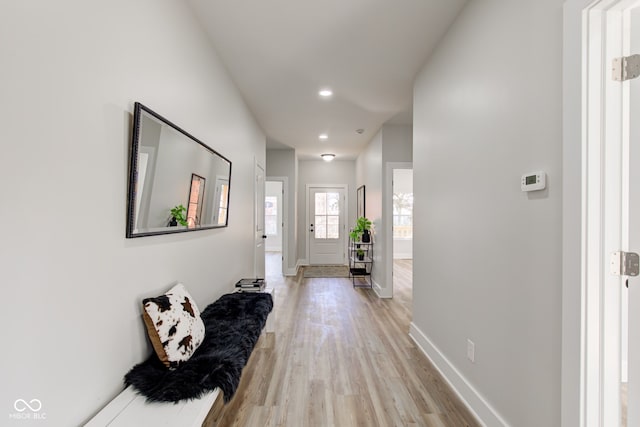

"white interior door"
[626,7,640,425]
[254,162,265,278]
[584,4,632,425]
[582,2,640,425]
[308,186,345,265]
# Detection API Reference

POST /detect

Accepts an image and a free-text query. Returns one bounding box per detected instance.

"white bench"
[85,288,274,427]
[84,386,220,427]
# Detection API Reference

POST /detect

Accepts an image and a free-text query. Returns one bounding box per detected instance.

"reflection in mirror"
[126,102,232,238]
[187,174,205,228]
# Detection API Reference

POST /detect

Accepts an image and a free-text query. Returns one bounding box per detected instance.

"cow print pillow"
[141,283,205,369]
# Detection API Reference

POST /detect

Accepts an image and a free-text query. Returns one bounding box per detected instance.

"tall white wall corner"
[408,322,509,427]
[373,278,392,298]
[295,259,308,276]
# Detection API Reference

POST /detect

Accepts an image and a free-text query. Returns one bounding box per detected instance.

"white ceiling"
[188,0,468,160]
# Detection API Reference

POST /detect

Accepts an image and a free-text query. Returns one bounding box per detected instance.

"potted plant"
[169,204,188,227]
[350,216,372,243]
[356,248,365,261]
[360,217,372,243]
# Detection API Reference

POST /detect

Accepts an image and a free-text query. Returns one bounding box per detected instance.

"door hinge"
[612,54,640,81]
[611,251,640,276]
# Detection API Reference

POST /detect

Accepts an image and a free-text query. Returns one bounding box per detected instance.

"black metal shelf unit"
[348,235,373,288]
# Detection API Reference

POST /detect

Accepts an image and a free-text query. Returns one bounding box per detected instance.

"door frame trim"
[564,1,634,425]
[305,184,348,265]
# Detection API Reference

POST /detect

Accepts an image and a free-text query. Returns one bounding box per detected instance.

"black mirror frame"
[126,102,232,238]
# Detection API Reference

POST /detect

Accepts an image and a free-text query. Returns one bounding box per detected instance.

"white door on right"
[254,163,265,279]
[626,7,640,425]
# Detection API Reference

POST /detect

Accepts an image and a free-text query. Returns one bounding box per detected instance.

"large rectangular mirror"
[126,102,232,238]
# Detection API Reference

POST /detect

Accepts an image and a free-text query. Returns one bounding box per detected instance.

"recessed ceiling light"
[321,153,335,162]
[355,128,365,134]
[319,133,329,140]
[319,89,333,97]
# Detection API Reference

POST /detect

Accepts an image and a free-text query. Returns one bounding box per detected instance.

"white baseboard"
[393,253,413,260]
[373,278,392,298]
[294,259,308,276]
[408,322,508,427]
[284,267,298,276]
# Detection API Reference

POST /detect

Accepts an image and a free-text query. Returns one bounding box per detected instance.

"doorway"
[265,179,287,278]
[385,162,413,299]
[307,185,347,265]
[392,168,413,308]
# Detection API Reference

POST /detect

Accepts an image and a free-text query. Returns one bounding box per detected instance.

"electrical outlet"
[467,339,475,363]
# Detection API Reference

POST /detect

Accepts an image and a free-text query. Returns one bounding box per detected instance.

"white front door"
[254,162,265,278]
[308,186,346,265]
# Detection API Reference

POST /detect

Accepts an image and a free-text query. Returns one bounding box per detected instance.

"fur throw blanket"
[125,292,273,403]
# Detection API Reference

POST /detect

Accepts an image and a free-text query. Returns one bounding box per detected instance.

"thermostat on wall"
[521,171,546,192]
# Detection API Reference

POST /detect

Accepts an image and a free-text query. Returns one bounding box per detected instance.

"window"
[265,196,278,236]
[393,192,413,238]
[315,192,340,239]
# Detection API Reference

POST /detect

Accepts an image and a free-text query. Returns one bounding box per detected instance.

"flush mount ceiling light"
[319,133,329,140]
[321,153,335,162]
[318,88,333,97]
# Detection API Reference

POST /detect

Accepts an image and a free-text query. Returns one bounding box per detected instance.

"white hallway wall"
[356,124,412,294]
[266,149,298,274]
[356,130,383,284]
[0,2,265,426]
[412,0,563,426]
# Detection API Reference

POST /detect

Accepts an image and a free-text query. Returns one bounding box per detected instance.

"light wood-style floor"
[204,254,480,427]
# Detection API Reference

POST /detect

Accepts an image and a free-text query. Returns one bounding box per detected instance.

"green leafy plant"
[356,248,365,260]
[350,216,372,241]
[356,216,372,232]
[170,204,188,226]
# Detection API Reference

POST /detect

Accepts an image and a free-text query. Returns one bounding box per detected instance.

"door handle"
[262,235,267,239]
[309,224,314,232]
